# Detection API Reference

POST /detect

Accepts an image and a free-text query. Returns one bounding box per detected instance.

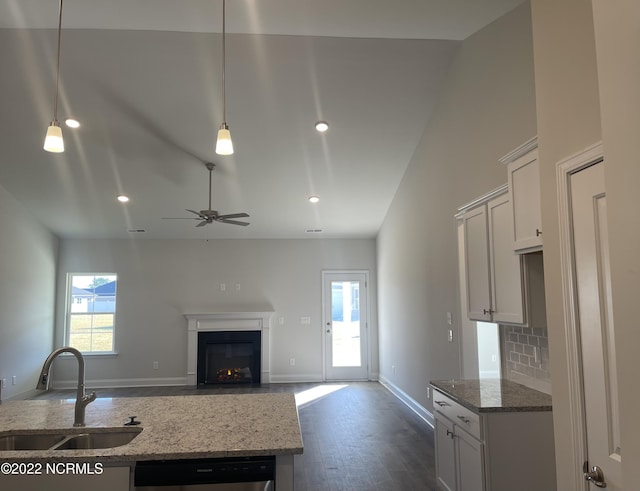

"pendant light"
[215,0,234,155]
[44,0,65,153]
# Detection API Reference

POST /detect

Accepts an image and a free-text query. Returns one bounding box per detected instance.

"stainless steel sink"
[0,433,67,450]
[55,429,141,450]
[0,427,142,451]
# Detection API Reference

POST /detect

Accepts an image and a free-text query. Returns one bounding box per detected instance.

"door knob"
[583,462,607,488]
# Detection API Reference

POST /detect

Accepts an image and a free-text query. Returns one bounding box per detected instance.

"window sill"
[58,352,119,358]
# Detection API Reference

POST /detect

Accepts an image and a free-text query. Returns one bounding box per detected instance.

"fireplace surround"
[185,312,273,386]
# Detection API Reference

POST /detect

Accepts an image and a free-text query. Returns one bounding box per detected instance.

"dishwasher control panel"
[134,455,275,487]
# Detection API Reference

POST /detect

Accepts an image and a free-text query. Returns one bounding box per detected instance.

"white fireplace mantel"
[185,312,273,385]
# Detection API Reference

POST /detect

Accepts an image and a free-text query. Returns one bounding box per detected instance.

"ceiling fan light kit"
[44,0,65,153]
[215,0,233,155]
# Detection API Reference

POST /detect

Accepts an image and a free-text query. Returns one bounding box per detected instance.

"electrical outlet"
[1,379,6,389]
[12,376,17,385]
[300,316,311,325]
[289,358,295,367]
[235,283,241,291]
[446,312,452,325]
[448,329,453,342]
[153,361,159,370]
[220,283,226,292]
[426,387,431,399]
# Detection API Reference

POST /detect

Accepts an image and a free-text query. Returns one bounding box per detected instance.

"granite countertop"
[0,393,303,463]
[430,379,552,413]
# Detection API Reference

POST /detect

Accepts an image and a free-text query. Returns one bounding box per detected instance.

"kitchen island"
[0,392,303,490]
[430,379,555,491]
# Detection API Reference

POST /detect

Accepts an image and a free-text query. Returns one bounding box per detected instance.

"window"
[66,274,117,353]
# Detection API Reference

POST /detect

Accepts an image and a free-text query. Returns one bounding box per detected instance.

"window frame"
[65,273,118,355]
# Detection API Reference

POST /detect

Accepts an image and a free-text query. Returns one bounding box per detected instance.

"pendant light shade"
[44,0,65,153]
[215,0,233,155]
[216,123,233,155]
[44,121,64,153]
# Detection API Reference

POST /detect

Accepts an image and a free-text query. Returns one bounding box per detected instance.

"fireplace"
[185,312,272,386]
[197,330,261,385]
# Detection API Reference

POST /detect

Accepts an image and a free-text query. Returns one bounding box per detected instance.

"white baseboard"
[379,375,434,428]
[268,374,324,384]
[52,377,188,389]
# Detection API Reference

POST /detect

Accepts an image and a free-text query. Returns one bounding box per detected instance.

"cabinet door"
[487,194,525,324]
[463,206,491,321]
[435,412,457,491]
[456,427,485,491]
[508,149,542,252]
[0,465,131,491]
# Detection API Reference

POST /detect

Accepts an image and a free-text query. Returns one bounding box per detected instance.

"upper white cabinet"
[458,185,525,325]
[501,137,542,253]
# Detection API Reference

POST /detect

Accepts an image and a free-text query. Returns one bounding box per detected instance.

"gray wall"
[532,0,640,487]
[0,184,58,400]
[52,238,377,385]
[377,3,537,410]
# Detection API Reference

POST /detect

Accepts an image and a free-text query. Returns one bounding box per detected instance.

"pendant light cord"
[221,0,226,124]
[53,0,63,122]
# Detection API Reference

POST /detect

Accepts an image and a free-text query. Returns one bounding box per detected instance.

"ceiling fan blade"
[217,212,250,220]
[218,219,250,226]
[196,220,209,227]
[161,217,199,220]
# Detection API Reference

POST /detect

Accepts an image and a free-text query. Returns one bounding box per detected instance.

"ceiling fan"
[163,163,250,227]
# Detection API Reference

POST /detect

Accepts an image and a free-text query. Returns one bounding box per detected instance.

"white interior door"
[570,161,622,490]
[322,271,368,381]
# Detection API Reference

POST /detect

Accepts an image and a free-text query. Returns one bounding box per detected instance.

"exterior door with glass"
[322,271,368,381]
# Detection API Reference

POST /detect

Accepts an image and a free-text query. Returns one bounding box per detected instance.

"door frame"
[556,141,604,490]
[321,270,370,381]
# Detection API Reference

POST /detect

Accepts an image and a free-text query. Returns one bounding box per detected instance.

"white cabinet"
[459,186,525,325]
[456,427,484,491]
[433,391,484,491]
[0,464,131,491]
[435,412,457,491]
[501,138,542,253]
[431,387,556,491]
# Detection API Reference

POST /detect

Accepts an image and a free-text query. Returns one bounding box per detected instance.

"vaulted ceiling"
[0,0,523,239]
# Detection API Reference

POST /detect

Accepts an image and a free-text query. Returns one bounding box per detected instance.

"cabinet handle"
[446,429,455,439]
[457,416,471,424]
[435,400,449,407]
[536,228,542,237]
[483,308,494,315]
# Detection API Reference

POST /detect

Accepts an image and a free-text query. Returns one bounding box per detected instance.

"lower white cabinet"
[0,464,131,491]
[432,388,556,491]
[435,410,484,491]
[435,412,457,491]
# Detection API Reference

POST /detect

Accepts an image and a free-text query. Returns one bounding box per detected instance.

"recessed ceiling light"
[315,121,329,132]
[65,118,80,128]
[308,196,320,203]
[117,195,130,203]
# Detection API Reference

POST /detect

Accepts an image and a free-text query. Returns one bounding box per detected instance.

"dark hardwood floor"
[32,381,436,491]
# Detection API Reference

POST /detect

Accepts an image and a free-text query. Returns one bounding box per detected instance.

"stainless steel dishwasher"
[133,456,274,491]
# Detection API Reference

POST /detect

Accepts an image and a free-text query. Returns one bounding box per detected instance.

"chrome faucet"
[37,347,97,427]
